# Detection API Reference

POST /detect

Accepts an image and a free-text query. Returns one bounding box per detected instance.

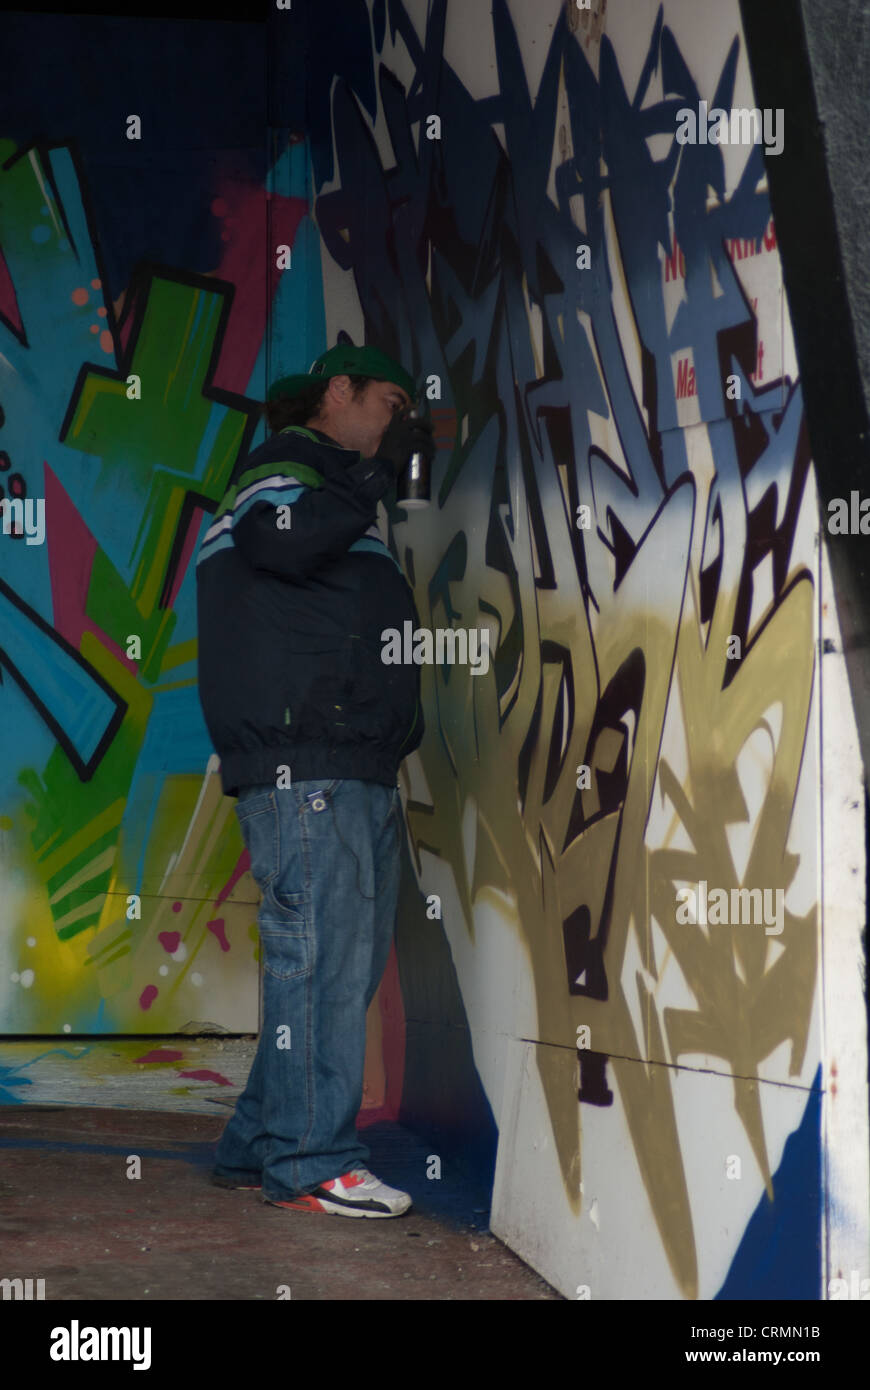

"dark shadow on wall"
[394,831,499,1197]
[740,0,870,793]
[0,11,267,302]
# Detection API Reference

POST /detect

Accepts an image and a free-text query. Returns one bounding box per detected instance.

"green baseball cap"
[267,344,416,402]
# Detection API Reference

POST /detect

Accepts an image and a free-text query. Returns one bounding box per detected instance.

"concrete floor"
[0,1038,561,1300]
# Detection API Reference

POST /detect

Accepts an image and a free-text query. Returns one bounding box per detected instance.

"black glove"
[372,409,436,478]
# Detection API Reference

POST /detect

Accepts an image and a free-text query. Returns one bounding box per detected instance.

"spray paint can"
[396,404,431,508]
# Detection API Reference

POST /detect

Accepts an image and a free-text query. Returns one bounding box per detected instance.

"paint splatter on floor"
[177,1069,232,1086]
[0,1038,256,1112]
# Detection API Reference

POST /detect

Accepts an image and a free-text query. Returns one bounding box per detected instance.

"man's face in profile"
[335,376,412,458]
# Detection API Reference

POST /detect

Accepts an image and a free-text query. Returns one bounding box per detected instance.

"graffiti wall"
[0,0,864,1300]
[0,16,287,1037]
[0,11,427,1132]
[305,0,851,1298]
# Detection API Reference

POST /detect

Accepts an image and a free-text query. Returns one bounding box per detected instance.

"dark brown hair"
[264,374,374,433]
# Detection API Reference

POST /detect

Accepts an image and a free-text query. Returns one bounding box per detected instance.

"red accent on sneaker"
[275,1194,322,1212]
[320,1172,365,1191]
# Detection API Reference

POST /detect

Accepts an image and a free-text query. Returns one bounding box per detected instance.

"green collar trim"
[279,426,321,442]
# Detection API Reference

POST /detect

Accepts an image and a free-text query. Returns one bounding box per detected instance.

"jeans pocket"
[260,891,311,981]
[237,787,275,821]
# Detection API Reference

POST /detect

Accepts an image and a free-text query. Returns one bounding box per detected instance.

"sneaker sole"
[266,1193,411,1218]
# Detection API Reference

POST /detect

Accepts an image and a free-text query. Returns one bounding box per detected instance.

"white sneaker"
[267,1166,412,1218]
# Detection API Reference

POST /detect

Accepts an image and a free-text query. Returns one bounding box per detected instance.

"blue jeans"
[214,777,403,1200]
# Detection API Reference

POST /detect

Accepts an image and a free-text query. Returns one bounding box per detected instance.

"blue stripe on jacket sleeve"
[232,484,307,526]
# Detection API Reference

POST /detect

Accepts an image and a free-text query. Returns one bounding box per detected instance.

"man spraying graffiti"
[195,343,435,1216]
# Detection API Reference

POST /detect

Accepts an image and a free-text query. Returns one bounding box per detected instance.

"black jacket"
[195,424,424,797]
